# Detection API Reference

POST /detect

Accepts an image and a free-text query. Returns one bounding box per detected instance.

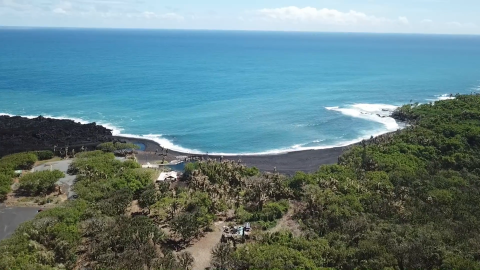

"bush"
[184,162,199,176]
[256,220,278,230]
[34,150,54,161]
[19,170,65,196]
[0,184,10,201]
[235,206,253,223]
[0,152,38,170]
[0,152,39,201]
[251,200,289,222]
[0,174,12,201]
[96,142,139,152]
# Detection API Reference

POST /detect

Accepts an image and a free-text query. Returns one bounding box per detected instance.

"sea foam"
[435,94,455,101]
[0,111,372,156]
[0,95,448,156]
[0,108,402,156]
[0,112,201,154]
[325,103,400,131]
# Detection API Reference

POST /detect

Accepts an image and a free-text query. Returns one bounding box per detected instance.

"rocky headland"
[0,115,117,157]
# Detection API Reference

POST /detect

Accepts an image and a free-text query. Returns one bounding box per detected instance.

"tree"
[168,200,182,219]
[0,174,12,202]
[170,212,200,242]
[139,184,159,214]
[18,170,64,196]
[96,142,140,152]
[86,215,165,270]
[211,243,234,269]
[244,176,273,211]
[177,252,194,270]
[97,188,133,216]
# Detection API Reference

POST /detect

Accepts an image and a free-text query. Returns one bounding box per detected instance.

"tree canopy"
[2,95,480,269]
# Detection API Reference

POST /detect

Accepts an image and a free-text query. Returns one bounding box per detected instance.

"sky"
[0,0,479,35]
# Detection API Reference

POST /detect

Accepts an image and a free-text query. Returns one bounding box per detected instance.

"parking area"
[0,204,39,241]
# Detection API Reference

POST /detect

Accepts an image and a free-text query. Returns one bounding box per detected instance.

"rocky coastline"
[1,115,355,174]
[0,115,119,157]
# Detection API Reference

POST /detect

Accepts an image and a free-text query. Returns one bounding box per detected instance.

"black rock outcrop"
[0,115,117,157]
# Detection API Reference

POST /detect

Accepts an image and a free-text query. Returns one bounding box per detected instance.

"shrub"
[0,174,13,201]
[96,142,139,152]
[34,150,54,161]
[235,206,253,223]
[19,170,65,196]
[251,200,289,222]
[0,184,10,201]
[256,220,278,230]
[184,162,199,176]
[0,152,38,170]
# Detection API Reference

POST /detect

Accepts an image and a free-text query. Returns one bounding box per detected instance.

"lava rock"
[0,115,116,157]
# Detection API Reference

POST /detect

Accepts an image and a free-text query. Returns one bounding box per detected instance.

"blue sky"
[0,0,479,34]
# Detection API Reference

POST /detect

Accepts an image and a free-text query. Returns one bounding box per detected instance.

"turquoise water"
[1,29,480,154]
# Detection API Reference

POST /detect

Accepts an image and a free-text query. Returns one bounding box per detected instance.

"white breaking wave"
[426,94,456,102]
[0,111,361,155]
[0,95,449,156]
[205,139,359,156]
[326,103,400,131]
[118,133,203,154]
[0,112,201,154]
[436,94,455,101]
[0,112,347,156]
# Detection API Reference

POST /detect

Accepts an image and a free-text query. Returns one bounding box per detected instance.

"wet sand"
[116,136,353,175]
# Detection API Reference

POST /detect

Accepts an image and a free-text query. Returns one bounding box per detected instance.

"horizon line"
[1,25,479,37]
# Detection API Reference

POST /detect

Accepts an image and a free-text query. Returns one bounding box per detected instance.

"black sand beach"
[0,115,351,175]
[115,136,350,175]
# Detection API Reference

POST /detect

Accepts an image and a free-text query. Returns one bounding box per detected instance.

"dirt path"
[182,221,225,270]
[270,203,302,236]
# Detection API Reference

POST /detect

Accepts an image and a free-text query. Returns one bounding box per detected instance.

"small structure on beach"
[157,171,178,182]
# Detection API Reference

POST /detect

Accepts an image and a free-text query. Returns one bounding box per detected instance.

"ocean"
[1,28,480,155]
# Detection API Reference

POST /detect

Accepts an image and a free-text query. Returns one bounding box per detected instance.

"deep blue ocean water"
[1,29,480,154]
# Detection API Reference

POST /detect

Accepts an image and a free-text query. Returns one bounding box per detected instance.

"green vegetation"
[2,95,480,269]
[0,174,11,202]
[220,95,480,269]
[0,152,38,172]
[184,160,291,231]
[34,151,55,161]
[0,152,39,201]
[0,151,193,270]
[96,142,139,152]
[0,151,56,201]
[18,170,65,196]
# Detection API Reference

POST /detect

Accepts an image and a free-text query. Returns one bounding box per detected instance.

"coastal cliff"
[0,115,115,157]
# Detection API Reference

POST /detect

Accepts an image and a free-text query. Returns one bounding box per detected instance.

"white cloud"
[421,19,433,24]
[256,6,407,26]
[137,11,184,20]
[446,21,476,28]
[398,16,409,25]
[0,0,37,12]
[52,7,67,14]
[158,12,184,20]
[142,11,156,19]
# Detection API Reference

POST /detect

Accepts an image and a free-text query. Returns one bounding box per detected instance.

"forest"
[1,94,480,269]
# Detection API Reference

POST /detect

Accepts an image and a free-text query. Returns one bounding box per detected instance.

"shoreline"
[115,136,354,175]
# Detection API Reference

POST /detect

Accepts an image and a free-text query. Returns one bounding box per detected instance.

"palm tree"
[211,243,233,270]
[176,252,194,270]
[168,200,182,219]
